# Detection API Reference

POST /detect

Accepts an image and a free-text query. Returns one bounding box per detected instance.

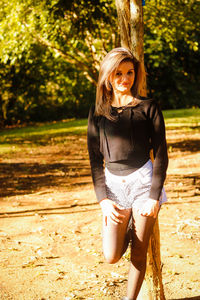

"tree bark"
[115,0,166,299]
[115,0,146,96]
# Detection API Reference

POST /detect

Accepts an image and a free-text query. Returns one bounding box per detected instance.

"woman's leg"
[126,209,157,299]
[102,208,132,264]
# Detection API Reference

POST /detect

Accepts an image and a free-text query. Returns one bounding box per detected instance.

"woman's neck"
[111,92,134,107]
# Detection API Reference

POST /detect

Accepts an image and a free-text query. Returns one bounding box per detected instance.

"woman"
[87,47,168,300]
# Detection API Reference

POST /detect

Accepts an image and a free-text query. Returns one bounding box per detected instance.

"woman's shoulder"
[137,96,155,103]
[88,104,95,113]
[89,104,99,118]
[88,105,103,126]
[135,97,163,119]
[135,96,157,108]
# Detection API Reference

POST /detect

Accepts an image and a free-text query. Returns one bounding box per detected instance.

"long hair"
[95,47,144,120]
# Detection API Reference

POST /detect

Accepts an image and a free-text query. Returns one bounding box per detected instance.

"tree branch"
[34,35,98,85]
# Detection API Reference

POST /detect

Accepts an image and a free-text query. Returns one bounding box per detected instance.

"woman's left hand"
[138,198,160,218]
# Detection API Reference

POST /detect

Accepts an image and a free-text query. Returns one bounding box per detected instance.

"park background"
[0,0,200,299]
[0,0,199,126]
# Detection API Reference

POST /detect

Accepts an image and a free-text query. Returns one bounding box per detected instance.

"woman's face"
[109,61,135,95]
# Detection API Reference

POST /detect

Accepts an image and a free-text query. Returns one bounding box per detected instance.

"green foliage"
[144,0,200,108]
[0,0,117,80]
[0,0,118,125]
[0,0,199,125]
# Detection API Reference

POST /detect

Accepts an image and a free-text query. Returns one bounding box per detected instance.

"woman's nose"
[122,74,129,82]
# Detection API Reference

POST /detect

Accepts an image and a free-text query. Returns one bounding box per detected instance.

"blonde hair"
[95,47,144,120]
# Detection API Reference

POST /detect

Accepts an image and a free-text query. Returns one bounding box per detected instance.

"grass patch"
[0,144,27,154]
[0,108,199,155]
[0,118,88,155]
[163,108,200,129]
[0,119,87,143]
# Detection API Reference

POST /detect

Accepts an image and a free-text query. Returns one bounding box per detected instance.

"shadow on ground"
[0,202,98,218]
[167,139,200,153]
[0,162,91,198]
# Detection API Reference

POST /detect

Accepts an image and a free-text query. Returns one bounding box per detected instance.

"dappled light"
[0,0,199,298]
[0,109,199,299]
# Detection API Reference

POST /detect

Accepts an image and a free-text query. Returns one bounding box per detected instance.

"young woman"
[87,47,168,300]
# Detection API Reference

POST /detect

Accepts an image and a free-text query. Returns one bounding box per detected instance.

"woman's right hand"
[99,199,125,225]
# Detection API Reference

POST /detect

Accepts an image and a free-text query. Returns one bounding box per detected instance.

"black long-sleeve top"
[87,98,168,202]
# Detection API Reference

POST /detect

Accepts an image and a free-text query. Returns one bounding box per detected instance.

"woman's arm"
[87,106,126,224]
[87,106,107,202]
[149,101,168,201]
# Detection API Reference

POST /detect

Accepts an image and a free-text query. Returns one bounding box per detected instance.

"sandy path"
[0,129,199,299]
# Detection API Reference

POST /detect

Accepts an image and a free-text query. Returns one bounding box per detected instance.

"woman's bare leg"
[126,209,157,299]
[102,208,132,264]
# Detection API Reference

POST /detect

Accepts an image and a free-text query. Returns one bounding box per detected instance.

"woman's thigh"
[102,208,132,263]
[131,208,157,264]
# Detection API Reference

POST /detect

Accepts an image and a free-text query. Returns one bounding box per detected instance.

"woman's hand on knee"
[99,199,125,225]
[138,198,159,218]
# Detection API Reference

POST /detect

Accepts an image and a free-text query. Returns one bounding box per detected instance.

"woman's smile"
[110,61,135,95]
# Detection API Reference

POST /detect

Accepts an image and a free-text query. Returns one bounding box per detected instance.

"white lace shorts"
[105,159,167,210]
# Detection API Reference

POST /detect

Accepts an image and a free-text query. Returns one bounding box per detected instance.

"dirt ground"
[0,127,200,300]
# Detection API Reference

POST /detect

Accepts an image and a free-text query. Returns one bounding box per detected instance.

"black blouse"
[87,99,168,202]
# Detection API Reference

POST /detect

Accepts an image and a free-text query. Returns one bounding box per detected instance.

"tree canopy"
[144,0,199,108]
[0,0,199,125]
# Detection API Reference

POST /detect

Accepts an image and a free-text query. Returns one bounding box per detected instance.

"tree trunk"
[115,0,166,299]
[115,0,146,96]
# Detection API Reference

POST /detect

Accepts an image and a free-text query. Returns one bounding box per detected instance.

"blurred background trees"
[0,0,199,126]
[144,0,200,110]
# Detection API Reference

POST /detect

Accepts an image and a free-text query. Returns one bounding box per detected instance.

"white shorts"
[105,159,167,210]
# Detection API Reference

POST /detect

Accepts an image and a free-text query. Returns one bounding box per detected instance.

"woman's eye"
[128,71,134,75]
[116,72,122,76]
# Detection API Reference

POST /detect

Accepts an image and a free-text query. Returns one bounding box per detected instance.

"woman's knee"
[103,250,121,264]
